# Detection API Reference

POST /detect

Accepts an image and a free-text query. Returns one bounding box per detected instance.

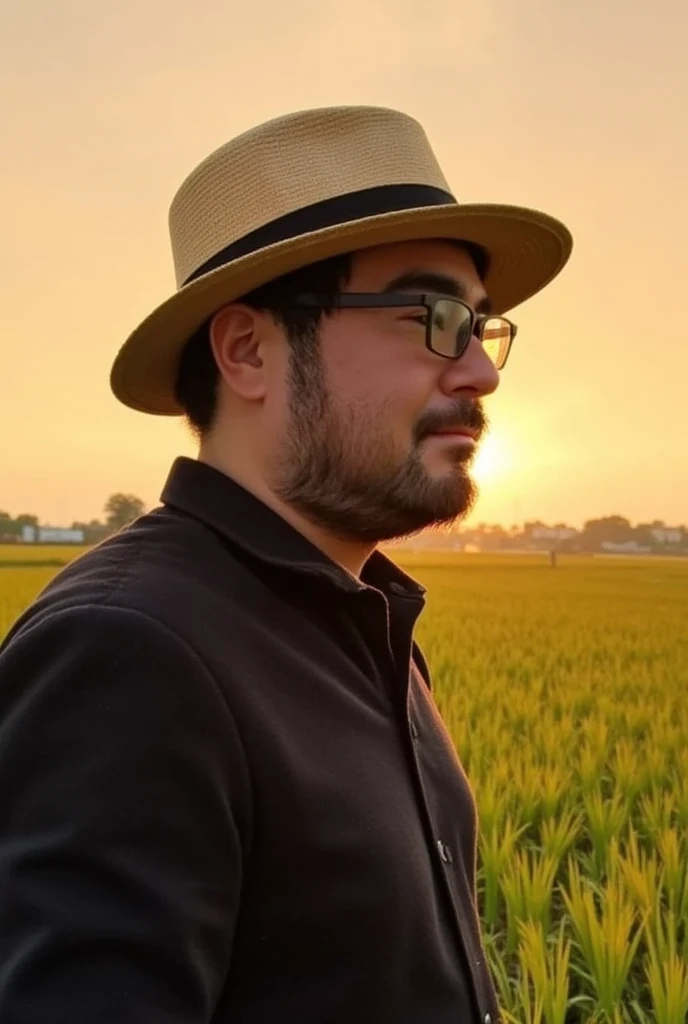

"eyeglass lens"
[481,318,512,369]
[431,299,511,369]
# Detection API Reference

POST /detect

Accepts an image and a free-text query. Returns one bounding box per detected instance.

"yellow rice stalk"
[538,763,572,821]
[509,756,545,833]
[673,751,688,830]
[610,738,645,802]
[474,774,507,838]
[655,827,686,919]
[562,859,645,1021]
[582,787,631,879]
[483,928,520,1021]
[501,973,545,1024]
[644,906,688,1024]
[478,816,528,929]
[581,718,610,752]
[616,828,663,917]
[501,850,558,955]
[638,786,676,839]
[636,748,671,797]
[539,807,583,869]
[517,918,572,1024]
[578,740,608,795]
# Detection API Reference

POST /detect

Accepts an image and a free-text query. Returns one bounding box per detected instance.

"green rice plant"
[562,858,646,1022]
[483,927,520,1021]
[673,752,688,830]
[610,738,646,804]
[616,828,663,918]
[502,963,545,1024]
[473,774,507,838]
[582,786,632,880]
[578,738,609,795]
[540,807,583,868]
[533,712,574,765]
[515,918,578,1024]
[643,906,688,1024]
[507,753,565,839]
[655,827,686,920]
[635,749,671,800]
[501,850,558,956]
[537,763,571,822]
[637,786,676,841]
[478,816,528,929]
[581,718,610,752]
[508,756,545,836]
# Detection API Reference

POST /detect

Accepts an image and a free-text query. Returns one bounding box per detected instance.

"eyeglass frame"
[289,292,518,368]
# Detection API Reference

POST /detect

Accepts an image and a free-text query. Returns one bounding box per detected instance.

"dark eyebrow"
[381,270,493,315]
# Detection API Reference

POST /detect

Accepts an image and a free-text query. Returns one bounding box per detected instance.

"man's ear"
[209,304,268,401]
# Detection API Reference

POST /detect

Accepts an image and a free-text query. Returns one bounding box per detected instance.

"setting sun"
[471,431,513,485]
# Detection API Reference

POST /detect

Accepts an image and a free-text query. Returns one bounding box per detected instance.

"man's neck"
[196,447,374,581]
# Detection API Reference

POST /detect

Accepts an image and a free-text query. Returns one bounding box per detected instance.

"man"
[0,106,572,1023]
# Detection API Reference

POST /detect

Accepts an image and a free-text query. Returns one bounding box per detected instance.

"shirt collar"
[160,457,426,602]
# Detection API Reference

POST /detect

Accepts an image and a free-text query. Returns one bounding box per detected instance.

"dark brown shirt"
[0,457,499,1024]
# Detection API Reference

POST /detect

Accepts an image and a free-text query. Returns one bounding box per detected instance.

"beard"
[271,343,487,544]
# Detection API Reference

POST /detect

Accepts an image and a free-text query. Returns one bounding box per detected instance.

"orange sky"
[1,0,686,530]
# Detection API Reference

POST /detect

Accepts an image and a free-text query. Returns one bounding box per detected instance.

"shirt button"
[484,1015,492,1024]
[437,839,453,864]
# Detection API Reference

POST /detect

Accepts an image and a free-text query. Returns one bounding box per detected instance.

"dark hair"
[174,252,353,441]
[174,241,488,442]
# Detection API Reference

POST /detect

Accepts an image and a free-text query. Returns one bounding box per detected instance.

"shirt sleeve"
[0,604,251,1024]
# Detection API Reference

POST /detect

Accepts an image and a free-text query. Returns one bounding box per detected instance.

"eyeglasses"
[291,292,517,370]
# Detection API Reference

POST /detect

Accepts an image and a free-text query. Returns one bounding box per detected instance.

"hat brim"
[110,202,572,415]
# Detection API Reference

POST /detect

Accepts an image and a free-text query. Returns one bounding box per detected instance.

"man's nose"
[440,334,501,398]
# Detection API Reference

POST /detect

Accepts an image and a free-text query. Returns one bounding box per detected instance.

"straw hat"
[110,105,572,415]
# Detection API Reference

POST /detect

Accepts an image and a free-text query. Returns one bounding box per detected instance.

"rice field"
[1,545,687,1023]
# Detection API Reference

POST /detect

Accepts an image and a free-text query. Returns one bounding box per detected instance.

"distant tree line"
[418,515,688,556]
[0,493,146,544]
[1,500,686,556]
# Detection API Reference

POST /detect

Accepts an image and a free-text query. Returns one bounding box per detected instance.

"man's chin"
[392,482,478,538]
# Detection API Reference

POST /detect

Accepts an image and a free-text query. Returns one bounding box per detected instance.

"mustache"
[419,400,489,440]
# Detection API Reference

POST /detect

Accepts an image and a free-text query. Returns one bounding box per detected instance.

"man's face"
[270,239,501,544]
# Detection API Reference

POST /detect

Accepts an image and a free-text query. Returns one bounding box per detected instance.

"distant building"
[530,526,578,542]
[650,527,682,545]
[600,540,652,554]
[21,526,85,544]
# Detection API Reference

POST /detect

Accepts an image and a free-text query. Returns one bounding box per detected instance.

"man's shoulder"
[2,506,253,654]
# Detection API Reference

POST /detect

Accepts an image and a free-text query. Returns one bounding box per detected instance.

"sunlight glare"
[472,431,512,485]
